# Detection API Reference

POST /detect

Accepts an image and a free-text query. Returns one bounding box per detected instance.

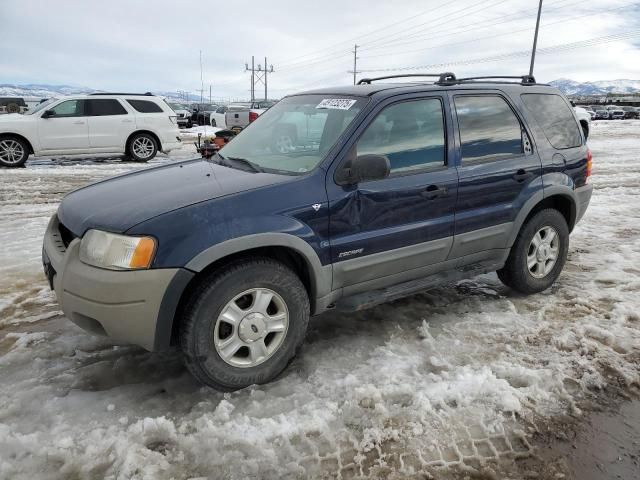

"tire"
[497,209,569,294]
[6,102,19,114]
[180,258,310,391]
[128,133,158,162]
[0,135,29,168]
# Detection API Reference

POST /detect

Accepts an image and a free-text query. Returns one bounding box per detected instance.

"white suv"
[0,93,181,167]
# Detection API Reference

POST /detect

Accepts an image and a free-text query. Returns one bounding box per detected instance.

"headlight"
[79,230,156,270]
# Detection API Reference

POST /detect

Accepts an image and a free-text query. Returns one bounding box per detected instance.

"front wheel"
[180,258,310,391]
[498,209,569,294]
[128,133,158,162]
[0,136,29,167]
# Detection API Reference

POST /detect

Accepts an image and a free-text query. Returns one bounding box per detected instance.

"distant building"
[571,93,640,107]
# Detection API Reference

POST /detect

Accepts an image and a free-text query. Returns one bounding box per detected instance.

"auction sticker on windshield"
[316,98,357,110]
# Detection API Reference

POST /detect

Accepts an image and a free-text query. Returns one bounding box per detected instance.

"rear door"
[38,99,89,151]
[448,91,542,260]
[86,98,133,149]
[327,94,458,293]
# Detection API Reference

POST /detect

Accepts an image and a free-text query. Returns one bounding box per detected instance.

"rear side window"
[126,99,163,113]
[87,99,127,116]
[454,95,523,163]
[521,93,582,149]
[358,98,446,174]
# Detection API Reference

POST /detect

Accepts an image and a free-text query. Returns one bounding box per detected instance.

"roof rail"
[357,72,457,85]
[454,75,537,85]
[89,92,155,96]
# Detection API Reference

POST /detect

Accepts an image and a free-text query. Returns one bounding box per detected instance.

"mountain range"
[548,79,640,96]
[2,79,639,100]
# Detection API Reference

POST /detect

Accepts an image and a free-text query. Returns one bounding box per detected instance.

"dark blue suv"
[42,74,593,390]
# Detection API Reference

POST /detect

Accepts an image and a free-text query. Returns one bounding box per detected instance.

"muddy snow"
[0,122,638,480]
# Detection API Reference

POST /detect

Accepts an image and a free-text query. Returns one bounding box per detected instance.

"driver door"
[38,99,89,152]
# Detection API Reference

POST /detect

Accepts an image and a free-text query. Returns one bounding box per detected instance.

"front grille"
[58,221,77,248]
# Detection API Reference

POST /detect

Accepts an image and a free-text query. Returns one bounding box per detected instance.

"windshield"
[219,94,366,175]
[25,97,58,115]
[169,103,188,110]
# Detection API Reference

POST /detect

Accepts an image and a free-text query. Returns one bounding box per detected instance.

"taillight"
[586,148,592,181]
[249,111,258,123]
[168,115,177,124]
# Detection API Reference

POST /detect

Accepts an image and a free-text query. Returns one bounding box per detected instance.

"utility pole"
[245,57,274,101]
[209,85,212,103]
[199,50,204,103]
[529,0,543,77]
[347,44,360,85]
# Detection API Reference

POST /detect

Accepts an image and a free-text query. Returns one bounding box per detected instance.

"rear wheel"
[180,258,310,391]
[498,209,569,294]
[0,136,29,167]
[128,133,157,162]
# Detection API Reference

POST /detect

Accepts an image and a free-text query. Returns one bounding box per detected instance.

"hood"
[0,113,28,122]
[58,159,290,235]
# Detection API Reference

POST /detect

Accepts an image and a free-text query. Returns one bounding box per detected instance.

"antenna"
[529,0,543,77]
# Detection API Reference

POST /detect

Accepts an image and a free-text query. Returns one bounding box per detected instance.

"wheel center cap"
[537,244,549,261]
[238,313,267,342]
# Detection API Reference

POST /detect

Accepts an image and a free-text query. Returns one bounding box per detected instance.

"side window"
[126,99,163,113]
[216,106,226,114]
[521,94,582,149]
[454,95,524,163]
[357,98,446,174]
[87,99,127,116]
[50,100,84,117]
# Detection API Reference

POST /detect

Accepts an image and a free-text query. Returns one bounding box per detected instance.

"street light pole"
[529,0,543,77]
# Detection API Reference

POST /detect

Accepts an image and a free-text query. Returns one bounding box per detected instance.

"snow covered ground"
[0,122,639,479]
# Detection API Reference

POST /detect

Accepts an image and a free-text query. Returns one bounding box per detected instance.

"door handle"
[122,119,133,123]
[422,184,447,199]
[73,121,85,125]
[512,169,532,182]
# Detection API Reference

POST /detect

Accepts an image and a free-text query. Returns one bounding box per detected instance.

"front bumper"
[575,183,593,225]
[42,215,187,351]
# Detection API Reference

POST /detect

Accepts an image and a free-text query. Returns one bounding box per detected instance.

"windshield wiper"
[210,152,262,173]
[225,156,264,173]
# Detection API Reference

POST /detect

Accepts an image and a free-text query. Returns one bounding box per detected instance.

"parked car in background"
[573,107,592,139]
[168,102,193,128]
[610,110,625,120]
[621,106,638,119]
[225,100,277,130]
[0,97,28,114]
[42,73,592,390]
[209,105,229,128]
[0,93,180,167]
[190,104,218,126]
[595,109,610,120]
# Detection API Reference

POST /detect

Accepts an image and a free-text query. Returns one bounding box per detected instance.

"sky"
[1,0,639,101]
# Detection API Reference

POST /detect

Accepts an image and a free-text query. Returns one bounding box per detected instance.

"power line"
[276,0,453,68]
[359,0,586,53]
[358,30,640,73]
[358,1,636,60]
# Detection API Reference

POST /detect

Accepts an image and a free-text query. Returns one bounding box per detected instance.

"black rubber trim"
[153,268,195,351]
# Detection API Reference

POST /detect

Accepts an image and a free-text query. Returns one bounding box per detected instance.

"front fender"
[186,232,332,299]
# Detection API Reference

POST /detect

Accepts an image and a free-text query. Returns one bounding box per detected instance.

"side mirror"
[42,110,55,118]
[337,152,390,185]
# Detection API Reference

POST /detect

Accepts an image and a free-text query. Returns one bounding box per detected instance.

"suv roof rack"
[454,75,537,85]
[89,92,154,96]
[356,73,537,86]
[357,72,457,85]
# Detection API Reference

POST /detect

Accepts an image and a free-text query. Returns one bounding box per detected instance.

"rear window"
[521,94,582,149]
[126,99,164,113]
